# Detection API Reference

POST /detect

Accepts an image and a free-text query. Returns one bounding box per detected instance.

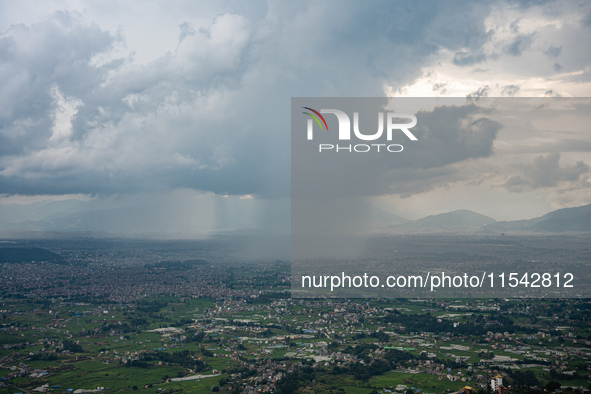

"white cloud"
[49,85,82,141]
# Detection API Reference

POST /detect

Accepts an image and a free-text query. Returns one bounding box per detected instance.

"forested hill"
[0,247,62,263]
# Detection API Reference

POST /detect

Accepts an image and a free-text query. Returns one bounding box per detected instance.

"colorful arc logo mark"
[302,107,328,131]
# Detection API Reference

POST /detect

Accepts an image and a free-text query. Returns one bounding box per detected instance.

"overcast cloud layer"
[1,1,591,233]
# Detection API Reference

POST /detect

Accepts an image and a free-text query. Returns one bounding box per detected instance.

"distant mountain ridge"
[380,204,591,234]
[480,203,591,233]
[1,200,590,236]
[388,209,496,233]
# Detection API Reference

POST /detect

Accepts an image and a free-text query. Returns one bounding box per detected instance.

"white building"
[491,374,503,392]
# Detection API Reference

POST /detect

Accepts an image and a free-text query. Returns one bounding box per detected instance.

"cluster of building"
[1,253,590,393]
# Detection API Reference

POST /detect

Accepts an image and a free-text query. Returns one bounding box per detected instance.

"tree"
[545,381,561,392]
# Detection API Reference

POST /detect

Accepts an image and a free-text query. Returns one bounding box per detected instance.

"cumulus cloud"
[1,0,590,207]
[0,2,505,198]
[0,12,120,156]
[503,153,589,192]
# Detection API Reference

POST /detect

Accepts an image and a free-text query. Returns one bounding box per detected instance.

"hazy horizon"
[1,1,591,236]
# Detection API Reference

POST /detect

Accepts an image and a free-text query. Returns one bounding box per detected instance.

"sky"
[0,0,591,236]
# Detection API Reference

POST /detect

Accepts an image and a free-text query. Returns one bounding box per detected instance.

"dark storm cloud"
[408,104,500,169]
[292,100,501,199]
[0,1,568,198]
